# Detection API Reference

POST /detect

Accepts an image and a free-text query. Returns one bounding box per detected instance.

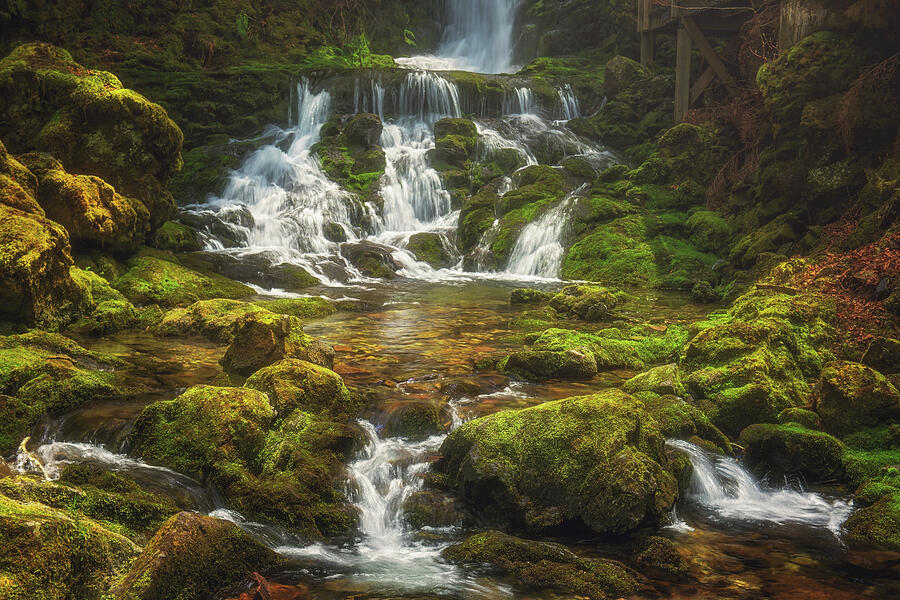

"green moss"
[256,297,336,320]
[314,113,386,198]
[458,186,498,253]
[156,299,268,342]
[680,287,836,435]
[844,490,900,550]
[498,348,598,382]
[686,210,731,253]
[0,491,139,600]
[548,284,622,322]
[443,530,638,598]
[150,221,201,252]
[813,361,900,437]
[406,232,455,269]
[438,389,676,533]
[738,423,845,482]
[244,358,355,419]
[113,253,255,307]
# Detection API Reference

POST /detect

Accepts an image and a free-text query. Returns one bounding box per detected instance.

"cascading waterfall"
[557,84,581,120]
[667,440,854,535]
[398,0,521,73]
[505,184,587,278]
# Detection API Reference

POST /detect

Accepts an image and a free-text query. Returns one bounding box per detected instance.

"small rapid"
[667,439,854,535]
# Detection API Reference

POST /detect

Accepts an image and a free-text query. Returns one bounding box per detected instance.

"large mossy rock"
[437,389,677,534]
[0,204,85,325]
[844,491,900,551]
[220,312,334,376]
[756,31,870,128]
[0,331,123,454]
[0,43,183,228]
[0,491,139,600]
[406,231,455,269]
[113,252,255,307]
[128,385,355,536]
[498,348,598,381]
[458,184,499,254]
[0,138,42,215]
[549,284,622,322]
[443,530,640,600]
[679,287,835,436]
[244,358,355,418]
[738,423,845,483]
[340,240,402,279]
[813,361,900,437]
[109,512,284,600]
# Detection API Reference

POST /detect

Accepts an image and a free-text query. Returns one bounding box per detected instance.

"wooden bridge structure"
[636,0,754,121]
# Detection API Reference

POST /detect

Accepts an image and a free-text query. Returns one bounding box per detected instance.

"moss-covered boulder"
[844,491,900,551]
[150,221,202,253]
[498,348,598,381]
[382,401,443,440]
[756,31,870,128]
[510,288,553,304]
[244,359,355,419]
[256,297,336,319]
[632,392,732,455]
[0,491,140,600]
[437,389,677,534]
[0,470,179,542]
[402,489,469,528]
[128,385,354,536]
[603,56,650,99]
[528,325,690,372]
[433,117,478,169]
[738,423,845,483]
[623,364,685,397]
[443,530,639,599]
[109,511,284,600]
[0,139,42,215]
[549,284,621,322]
[0,331,123,454]
[36,168,147,252]
[862,337,900,375]
[680,288,835,436]
[220,313,334,376]
[406,232,455,268]
[315,113,386,198]
[0,43,183,228]
[813,361,900,437]
[0,204,89,325]
[113,252,254,307]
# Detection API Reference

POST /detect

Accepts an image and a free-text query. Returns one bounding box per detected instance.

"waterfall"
[505,185,586,278]
[503,86,537,116]
[667,440,854,535]
[557,84,581,120]
[397,0,521,74]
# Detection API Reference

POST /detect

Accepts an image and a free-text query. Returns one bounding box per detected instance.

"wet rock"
[383,401,443,440]
[256,297,336,319]
[437,389,677,534]
[244,358,355,419]
[402,489,468,528]
[322,221,347,243]
[220,312,334,376]
[109,512,284,600]
[738,423,845,483]
[777,407,822,430]
[813,361,900,437]
[443,530,640,599]
[406,232,455,269]
[0,491,140,600]
[690,281,720,304]
[189,251,320,290]
[341,241,402,279]
[635,393,733,455]
[510,288,552,304]
[498,348,597,381]
[315,113,385,198]
[549,284,621,322]
[0,140,42,215]
[861,337,900,374]
[433,118,477,168]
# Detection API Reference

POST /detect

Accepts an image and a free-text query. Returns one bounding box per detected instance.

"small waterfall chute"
[667,439,854,535]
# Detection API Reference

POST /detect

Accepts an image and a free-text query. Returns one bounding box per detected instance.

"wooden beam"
[681,16,738,94]
[674,20,692,122]
[640,31,655,65]
[690,65,716,105]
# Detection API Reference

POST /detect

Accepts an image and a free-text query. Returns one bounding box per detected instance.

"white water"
[667,440,854,535]
[398,0,521,74]
[505,185,586,277]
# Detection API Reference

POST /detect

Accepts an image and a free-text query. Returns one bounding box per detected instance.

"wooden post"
[640,31,655,66]
[674,19,692,122]
[682,17,738,95]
